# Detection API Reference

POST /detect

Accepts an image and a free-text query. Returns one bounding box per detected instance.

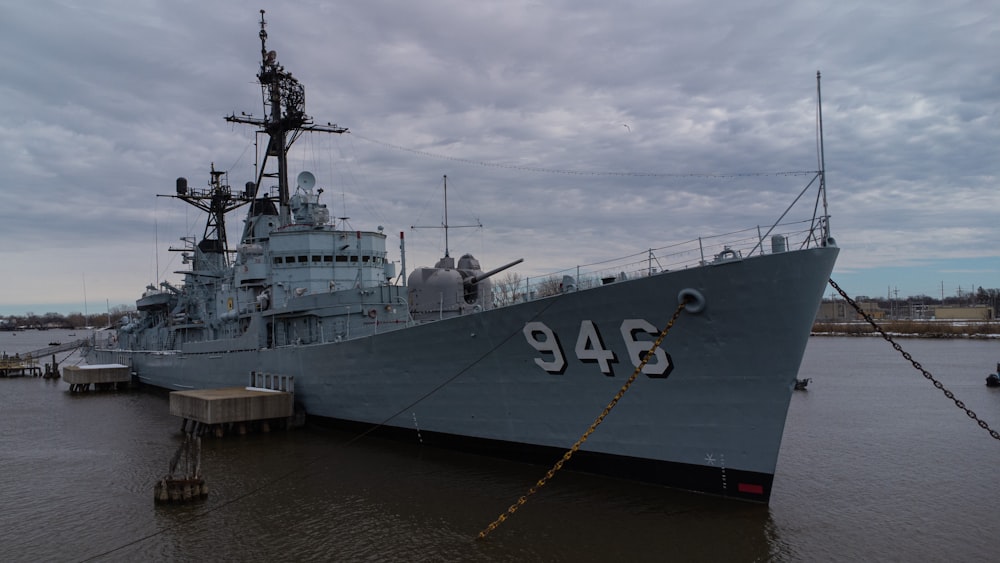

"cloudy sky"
[2,0,997,315]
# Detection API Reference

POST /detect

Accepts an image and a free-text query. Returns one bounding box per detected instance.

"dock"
[1,339,89,378]
[63,364,131,392]
[169,372,295,437]
[1,354,42,377]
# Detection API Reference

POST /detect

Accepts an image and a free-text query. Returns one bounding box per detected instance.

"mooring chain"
[476,299,690,540]
[828,278,1000,441]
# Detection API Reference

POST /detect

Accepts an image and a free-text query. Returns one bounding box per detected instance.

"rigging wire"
[226,136,256,177]
[350,132,818,179]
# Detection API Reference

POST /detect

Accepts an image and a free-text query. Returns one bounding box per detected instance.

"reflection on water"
[1,330,997,561]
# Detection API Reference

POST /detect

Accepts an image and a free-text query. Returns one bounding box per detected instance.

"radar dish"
[297,171,316,190]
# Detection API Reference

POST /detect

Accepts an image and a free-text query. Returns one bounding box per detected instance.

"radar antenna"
[225,10,349,227]
[167,163,254,268]
[411,175,483,259]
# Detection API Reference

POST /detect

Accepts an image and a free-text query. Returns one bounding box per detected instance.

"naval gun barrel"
[468,258,524,285]
[160,281,183,294]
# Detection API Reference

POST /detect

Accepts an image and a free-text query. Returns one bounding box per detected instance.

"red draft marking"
[737,483,764,495]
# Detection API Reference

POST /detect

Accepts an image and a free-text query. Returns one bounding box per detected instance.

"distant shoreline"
[811,332,1000,340]
[812,320,1000,340]
[5,324,1000,340]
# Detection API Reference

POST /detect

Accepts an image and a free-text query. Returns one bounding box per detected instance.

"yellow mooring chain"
[476,299,690,540]
[828,278,1000,441]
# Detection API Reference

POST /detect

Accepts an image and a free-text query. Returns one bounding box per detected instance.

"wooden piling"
[155,433,208,504]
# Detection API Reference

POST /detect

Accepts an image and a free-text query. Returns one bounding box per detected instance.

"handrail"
[504,218,825,304]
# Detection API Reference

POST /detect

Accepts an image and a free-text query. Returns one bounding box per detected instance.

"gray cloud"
[1,0,997,314]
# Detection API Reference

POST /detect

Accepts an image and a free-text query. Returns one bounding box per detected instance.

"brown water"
[1,329,998,562]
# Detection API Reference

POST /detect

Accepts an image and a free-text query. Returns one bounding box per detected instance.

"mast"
[411,175,482,263]
[170,163,252,269]
[443,174,450,258]
[226,10,348,226]
[817,70,831,245]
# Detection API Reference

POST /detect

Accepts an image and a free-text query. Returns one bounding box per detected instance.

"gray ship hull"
[90,246,837,502]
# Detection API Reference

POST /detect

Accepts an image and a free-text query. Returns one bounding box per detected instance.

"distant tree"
[41,312,68,328]
[535,276,564,298]
[576,274,601,291]
[110,305,135,326]
[66,313,85,328]
[492,272,523,307]
[976,286,999,312]
[0,307,137,329]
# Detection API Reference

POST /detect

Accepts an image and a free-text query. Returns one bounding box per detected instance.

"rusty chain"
[476,299,690,540]
[828,278,1000,441]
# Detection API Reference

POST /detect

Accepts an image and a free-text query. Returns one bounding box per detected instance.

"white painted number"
[574,320,616,376]
[524,319,674,378]
[620,319,672,377]
[522,321,567,373]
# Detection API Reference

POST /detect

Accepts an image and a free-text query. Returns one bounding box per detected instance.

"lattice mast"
[226,9,348,226]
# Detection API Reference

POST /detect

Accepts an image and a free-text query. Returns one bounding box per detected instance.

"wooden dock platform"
[169,373,295,437]
[62,364,131,392]
[1,339,89,378]
[1,354,41,377]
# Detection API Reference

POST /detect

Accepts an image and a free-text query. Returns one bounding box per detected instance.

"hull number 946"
[522,320,673,378]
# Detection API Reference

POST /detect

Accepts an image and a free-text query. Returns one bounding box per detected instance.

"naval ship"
[87,11,838,502]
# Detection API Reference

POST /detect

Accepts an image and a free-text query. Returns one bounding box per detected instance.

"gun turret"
[468,258,524,285]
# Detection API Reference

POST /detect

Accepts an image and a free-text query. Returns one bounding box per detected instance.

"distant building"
[932,305,994,321]
[815,300,884,321]
[816,300,849,321]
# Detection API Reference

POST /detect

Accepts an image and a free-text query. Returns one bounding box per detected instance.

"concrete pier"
[62,364,131,392]
[169,374,295,437]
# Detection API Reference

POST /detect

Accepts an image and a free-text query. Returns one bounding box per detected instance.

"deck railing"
[499,218,827,305]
